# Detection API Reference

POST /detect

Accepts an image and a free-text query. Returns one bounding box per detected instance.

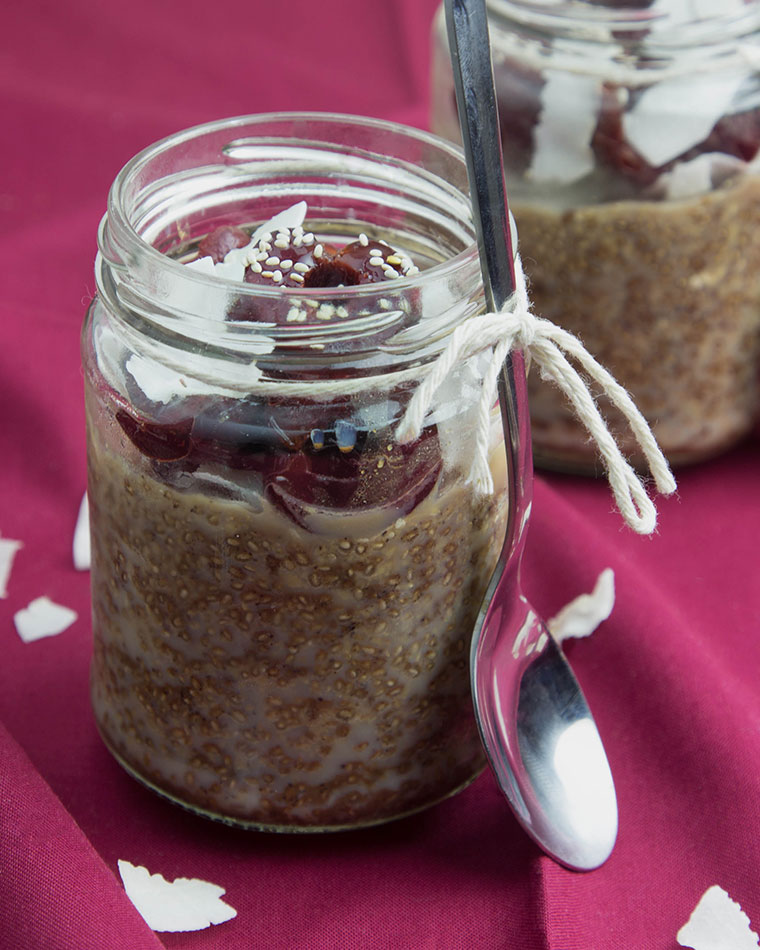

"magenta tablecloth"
[2,2,760,947]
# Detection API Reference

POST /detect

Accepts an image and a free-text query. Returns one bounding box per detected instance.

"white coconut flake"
[656,152,746,200]
[118,860,237,933]
[185,255,216,275]
[623,72,748,168]
[528,73,602,185]
[125,346,275,404]
[0,536,23,598]
[549,569,615,643]
[14,596,77,643]
[94,322,131,396]
[677,885,759,950]
[211,257,247,283]
[247,200,307,249]
[185,253,246,283]
[126,354,230,404]
[73,493,90,571]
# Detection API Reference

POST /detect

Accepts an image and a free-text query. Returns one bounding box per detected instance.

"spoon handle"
[444,0,533,567]
[444,0,515,312]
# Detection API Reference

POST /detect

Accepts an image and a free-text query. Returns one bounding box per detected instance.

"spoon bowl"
[444,0,618,870]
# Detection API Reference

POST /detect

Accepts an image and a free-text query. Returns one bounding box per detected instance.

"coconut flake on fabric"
[529,73,602,185]
[0,535,23,598]
[623,72,748,167]
[118,860,237,933]
[677,885,759,949]
[73,493,90,571]
[549,569,615,643]
[14,596,77,643]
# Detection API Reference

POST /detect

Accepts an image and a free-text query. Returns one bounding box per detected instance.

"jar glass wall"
[431,0,760,472]
[83,114,510,830]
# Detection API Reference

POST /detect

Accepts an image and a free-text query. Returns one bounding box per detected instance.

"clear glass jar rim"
[103,111,482,306]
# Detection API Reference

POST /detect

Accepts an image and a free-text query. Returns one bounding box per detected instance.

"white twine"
[395,257,677,535]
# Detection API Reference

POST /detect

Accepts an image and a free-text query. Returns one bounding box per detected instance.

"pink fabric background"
[2,1,759,947]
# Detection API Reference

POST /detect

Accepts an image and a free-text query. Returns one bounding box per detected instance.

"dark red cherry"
[591,83,661,185]
[243,241,316,289]
[302,257,363,288]
[492,61,545,175]
[264,425,442,528]
[355,428,442,515]
[198,226,250,263]
[699,110,760,164]
[266,446,362,512]
[115,410,193,461]
[188,398,298,471]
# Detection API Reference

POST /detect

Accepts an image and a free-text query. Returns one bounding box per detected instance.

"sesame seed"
[316,303,335,320]
[383,265,400,278]
[272,270,283,282]
[336,305,349,318]
[359,233,369,246]
[261,270,274,279]
[293,262,310,273]
[302,232,315,245]
[266,256,281,266]
[274,239,290,250]
[280,259,293,270]
[386,255,402,266]
[289,271,305,283]
[250,262,263,273]
[313,244,323,259]
[406,265,420,276]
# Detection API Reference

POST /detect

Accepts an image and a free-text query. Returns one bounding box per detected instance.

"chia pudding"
[431,1,760,471]
[84,143,510,831]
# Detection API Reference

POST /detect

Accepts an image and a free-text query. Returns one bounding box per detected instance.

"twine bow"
[395,257,677,535]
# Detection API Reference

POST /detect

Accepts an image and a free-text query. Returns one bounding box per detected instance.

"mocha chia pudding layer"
[85,201,508,829]
[519,172,760,471]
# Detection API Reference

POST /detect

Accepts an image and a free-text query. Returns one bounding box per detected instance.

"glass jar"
[431,0,760,472]
[82,113,511,831]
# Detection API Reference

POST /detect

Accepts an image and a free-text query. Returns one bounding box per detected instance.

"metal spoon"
[444,0,618,870]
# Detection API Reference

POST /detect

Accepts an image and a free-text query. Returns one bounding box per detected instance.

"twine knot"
[395,256,676,535]
[510,303,538,350]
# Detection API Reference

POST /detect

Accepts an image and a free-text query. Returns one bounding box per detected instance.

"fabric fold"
[0,719,164,950]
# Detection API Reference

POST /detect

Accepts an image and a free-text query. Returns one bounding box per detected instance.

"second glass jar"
[432,0,760,471]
